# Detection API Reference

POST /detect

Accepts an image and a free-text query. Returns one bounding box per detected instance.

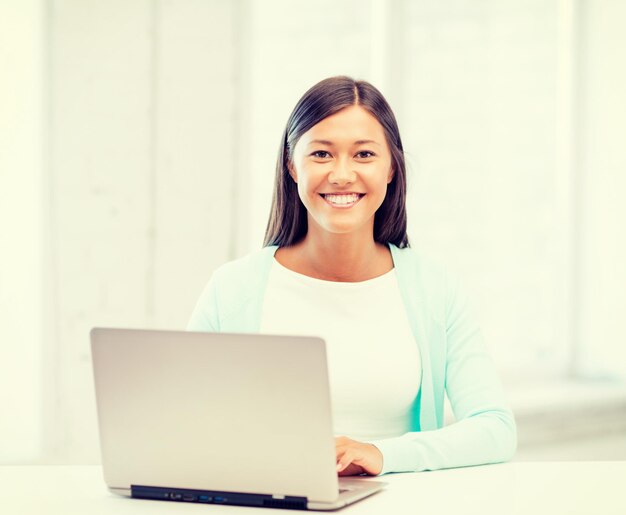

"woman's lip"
[319,193,365,196]
[319,193,365,209]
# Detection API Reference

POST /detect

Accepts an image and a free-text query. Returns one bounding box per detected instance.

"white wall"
[577,0,626,379]
[0,0,45,463]
[1,0,625,464]
[44,0,238,463]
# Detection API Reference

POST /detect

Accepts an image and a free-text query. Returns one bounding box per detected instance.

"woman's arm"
[187,273,221,332]
[368,273,517,474]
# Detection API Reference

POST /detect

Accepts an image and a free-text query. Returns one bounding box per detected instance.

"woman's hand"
[334,436,383,476]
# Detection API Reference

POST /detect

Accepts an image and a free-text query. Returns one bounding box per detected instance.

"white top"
[260,258,421,441]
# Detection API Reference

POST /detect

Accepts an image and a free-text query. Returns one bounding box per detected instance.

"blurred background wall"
[1,0,625,464]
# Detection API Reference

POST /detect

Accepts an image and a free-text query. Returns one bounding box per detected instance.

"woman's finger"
[336,448,354,472]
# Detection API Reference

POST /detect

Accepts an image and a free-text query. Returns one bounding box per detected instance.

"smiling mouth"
[319,193,365,207]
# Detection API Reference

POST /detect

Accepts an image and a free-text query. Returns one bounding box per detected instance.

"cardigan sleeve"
[368,272,517,474]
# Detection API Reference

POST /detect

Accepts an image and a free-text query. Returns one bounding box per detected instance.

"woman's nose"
[328,160,356,185]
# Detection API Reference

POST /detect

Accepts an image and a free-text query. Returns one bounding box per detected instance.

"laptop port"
[213,496,227,503]
[169,493,182,500]
[182,494,196,502]
[198,495,212,502]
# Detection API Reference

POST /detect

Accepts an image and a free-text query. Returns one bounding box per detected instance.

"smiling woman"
[288,105,393,246]
[265,77,408,263]
[188,76,517,476]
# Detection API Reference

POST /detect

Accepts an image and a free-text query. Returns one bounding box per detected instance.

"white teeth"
[323,194,361,205]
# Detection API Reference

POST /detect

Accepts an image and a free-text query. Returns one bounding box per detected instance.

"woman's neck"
[277,233,393,282]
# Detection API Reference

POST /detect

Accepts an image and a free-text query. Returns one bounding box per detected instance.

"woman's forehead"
[300,105,386,146]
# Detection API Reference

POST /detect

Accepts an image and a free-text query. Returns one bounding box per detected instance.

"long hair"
[263,76,409,248]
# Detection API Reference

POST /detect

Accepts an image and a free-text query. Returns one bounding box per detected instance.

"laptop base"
[131,484,307,510]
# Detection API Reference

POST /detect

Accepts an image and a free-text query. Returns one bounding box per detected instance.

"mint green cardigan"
[187,244,517,474]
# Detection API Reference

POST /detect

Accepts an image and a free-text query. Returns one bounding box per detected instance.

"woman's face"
[289,105,394,238]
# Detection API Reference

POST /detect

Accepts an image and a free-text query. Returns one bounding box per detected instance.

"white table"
[2,462,624,515]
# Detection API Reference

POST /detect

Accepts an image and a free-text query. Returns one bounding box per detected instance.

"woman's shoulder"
[188,246,278,331]
[390,244,465,322]
[212,245,278,285]
[390,244,449,284]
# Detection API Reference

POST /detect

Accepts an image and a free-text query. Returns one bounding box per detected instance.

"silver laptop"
[90,328,386,510]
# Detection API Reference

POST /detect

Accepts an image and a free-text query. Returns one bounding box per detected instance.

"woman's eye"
[356,151,375,159]
[312,151,331,159]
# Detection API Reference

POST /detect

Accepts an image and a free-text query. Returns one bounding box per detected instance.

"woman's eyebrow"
[307,139,381,147]
[308,139,334,146]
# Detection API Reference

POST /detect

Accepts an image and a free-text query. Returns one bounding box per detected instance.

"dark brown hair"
[263,76,409,248]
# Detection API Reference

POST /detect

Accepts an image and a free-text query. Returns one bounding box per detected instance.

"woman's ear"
[287,161,298,183]
[387,167,394,184]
